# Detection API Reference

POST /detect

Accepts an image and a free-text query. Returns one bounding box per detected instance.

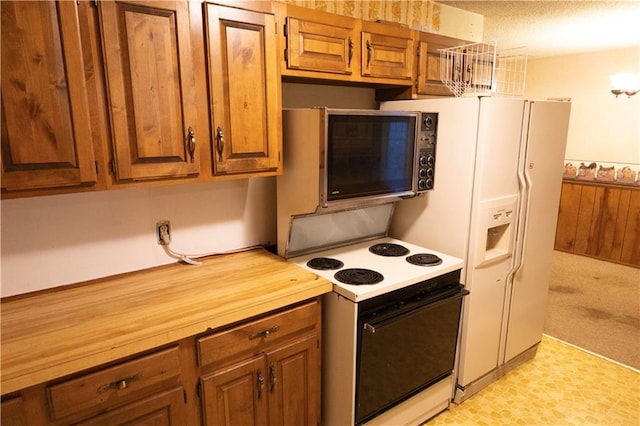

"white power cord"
[159,231,262,266]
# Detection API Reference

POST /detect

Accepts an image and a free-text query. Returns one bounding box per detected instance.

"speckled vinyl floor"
[427,335,640,425]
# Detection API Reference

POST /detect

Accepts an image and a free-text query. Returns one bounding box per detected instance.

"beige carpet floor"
[544,250,640,370]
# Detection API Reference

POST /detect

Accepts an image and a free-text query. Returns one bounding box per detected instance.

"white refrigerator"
[381,97,571,401]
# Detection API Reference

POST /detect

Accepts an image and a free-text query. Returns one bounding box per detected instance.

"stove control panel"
[416,112,438,192]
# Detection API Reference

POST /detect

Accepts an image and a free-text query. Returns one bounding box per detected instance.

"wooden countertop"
[1,248,331,395]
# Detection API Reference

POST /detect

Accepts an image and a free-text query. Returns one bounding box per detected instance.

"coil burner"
[334,268,384,285]
[306,257,344,270]
[406,253,443,266]
[369,243,409,257]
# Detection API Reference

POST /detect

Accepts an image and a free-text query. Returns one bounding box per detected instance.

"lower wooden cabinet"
[1,396,27,426]
[0,299,322,425]
[555,180,640,267]
[265,334,320,425]
[201,354,269,425]
[75,387,187,426]
[198,301,321,426]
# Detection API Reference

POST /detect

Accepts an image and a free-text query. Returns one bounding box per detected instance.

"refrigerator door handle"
[509,105,534,283]
[500,104,532,365]
[513,164,532,278]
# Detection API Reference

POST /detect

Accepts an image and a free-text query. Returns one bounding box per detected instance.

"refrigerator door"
[456,97,526,386]
[503,101,571,362]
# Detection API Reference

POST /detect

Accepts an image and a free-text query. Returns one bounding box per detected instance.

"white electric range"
[279,204,468,425]
[289,236,464,302]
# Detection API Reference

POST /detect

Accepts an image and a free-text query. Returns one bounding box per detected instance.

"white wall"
[524,46,640,164]
[1,179,276,297]
[0,82,375,298]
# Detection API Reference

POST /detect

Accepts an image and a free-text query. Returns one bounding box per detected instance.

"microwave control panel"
[416,112,438,192]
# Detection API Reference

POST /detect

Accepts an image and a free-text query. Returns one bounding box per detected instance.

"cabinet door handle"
[257,370,265,399]
[366,39,372,68]
[347,36,353,67]
[249,325,279,340]
[269,363,277,392]
[186,126,196,163]
[216,126,224,162]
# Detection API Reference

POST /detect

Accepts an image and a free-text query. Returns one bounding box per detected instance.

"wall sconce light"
[609,73,640,98]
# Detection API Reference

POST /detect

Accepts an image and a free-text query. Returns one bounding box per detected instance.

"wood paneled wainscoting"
[555,180,640,267]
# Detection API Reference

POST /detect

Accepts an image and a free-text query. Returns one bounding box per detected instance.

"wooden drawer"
[46,346,181,420]
[197,300,319,368]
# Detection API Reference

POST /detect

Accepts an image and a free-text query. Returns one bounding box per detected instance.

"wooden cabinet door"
[285,14,355,75]
[200,355,268,426]
[415,40,452,96]
[1,396,27,426]
[205,4,281,175]
[99,0,199,181]
[76,387,186,425]
[1,1,97,191]
[266,334,320,426]
[361,23,413,80]
[415,33,469,96]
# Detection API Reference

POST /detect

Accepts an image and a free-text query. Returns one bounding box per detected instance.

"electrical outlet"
[156,220,171,245]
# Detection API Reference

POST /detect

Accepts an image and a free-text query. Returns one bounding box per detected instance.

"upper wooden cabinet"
[360,20,413,81]
[98,0,200,181]
[414,32,466,97]
[1,1,97,192]
[204,4,281,175]
[284,10,356,75]
[280,5,414,86]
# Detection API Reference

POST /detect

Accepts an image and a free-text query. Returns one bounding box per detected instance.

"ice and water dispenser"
[474,195,518,268]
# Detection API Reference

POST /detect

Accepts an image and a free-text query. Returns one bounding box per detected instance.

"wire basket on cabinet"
[439,41,527,97]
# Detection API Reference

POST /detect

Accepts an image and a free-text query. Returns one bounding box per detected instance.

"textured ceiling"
[438,1,640,58]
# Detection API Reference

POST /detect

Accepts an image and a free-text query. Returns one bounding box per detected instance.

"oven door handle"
[363,289,469,334]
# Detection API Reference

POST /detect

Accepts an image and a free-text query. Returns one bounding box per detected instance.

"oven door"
[355,286,469,425]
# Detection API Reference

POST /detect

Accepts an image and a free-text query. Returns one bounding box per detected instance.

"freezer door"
[503,101,571,362]
[456,97,526,386]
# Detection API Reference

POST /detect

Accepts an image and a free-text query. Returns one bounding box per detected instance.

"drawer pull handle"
[249,325,279,340]
[98,375,139,393]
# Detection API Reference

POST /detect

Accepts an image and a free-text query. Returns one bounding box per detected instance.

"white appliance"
[381,96,571,401]
[290,235,463,303]
[277,113,468,424]
[287,226,465,425]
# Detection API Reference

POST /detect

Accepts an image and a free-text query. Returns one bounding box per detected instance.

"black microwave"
[323,109,438,207]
